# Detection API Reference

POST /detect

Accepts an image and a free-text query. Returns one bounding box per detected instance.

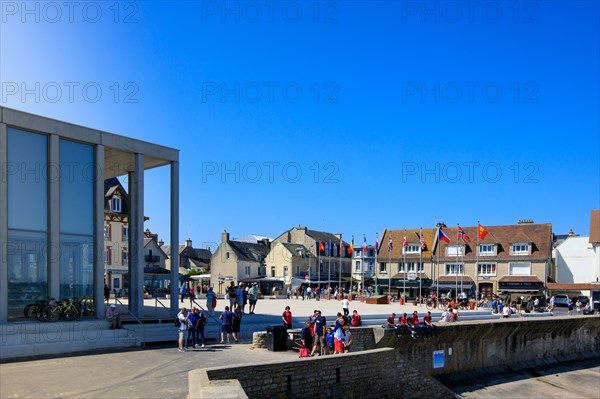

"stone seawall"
[189,347,455,399]
[377,315,600,375]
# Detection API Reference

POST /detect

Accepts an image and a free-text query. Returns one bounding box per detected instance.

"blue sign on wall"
[433,350,444,369]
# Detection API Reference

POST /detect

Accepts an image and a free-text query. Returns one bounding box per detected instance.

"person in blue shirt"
[325,327,334,354]
[219,305,234,344]
[310,310,326,356]
[187,307,199,348]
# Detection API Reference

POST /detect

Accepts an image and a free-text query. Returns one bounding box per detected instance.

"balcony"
[145,255,160,263]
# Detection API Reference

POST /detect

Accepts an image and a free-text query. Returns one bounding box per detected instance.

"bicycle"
[41,298,82,322]
[425,300,438,311]
[24,297,48,319]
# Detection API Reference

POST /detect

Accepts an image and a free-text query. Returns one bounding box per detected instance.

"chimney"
[221,230,230,243]
[518,219,534,224]
[185,238,192,247]
[568,229,575,236]
[158,239,164,246]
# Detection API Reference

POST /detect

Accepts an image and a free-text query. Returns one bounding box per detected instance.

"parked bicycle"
[23,297,48,319]
[40,298,82,322]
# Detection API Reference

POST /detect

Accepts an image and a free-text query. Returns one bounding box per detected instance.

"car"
[577,295,589,306]
[553,294,569,307]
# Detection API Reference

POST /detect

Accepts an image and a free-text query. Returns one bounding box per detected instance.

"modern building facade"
[0,107,180,322]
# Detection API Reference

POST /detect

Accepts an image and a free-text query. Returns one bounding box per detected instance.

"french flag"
[438,228,450,243]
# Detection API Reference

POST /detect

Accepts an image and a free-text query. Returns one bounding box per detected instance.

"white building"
[553,235,596,284]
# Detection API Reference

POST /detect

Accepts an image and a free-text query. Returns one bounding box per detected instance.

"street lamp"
[217,273,223,295]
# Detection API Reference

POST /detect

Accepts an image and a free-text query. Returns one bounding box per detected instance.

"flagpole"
[419,227,423,306]
[403,229,406,303]
[375,233,378,296]
[350,235,353,301]
[328,240,331,299]
[318,242,321,297]
[436,223,440,301]
[455,224,459,300]
[362,234,365,301]
[388,233,391,301]
[339,235,342,301]
[476,221,480,308]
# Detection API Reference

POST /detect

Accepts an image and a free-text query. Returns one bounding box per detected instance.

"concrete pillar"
[170,161,179,316]
[94,145,105,319]
[48,134,60,300]
[0,123,7,323]
[128,154,144,318]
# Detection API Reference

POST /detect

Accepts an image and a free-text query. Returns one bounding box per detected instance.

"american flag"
[388,235,393,251]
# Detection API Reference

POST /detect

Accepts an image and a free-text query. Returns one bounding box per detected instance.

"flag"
[402,233,408,247]
[340,239,345,255]
[363,235,368,253]
[319,241,324,253]
[388,234,393,251]
[438,227,450,243]
[458,226,471,242]
[420,229,426,250]
[375,234,379,252]
[326,241,331,256]
[348,236,354,254]
[478,224,488,240]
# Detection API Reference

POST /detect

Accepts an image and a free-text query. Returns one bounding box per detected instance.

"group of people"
[299,309,356,356]
[226,282,260,315]
[385,310,438,338]
[176,307,208,352]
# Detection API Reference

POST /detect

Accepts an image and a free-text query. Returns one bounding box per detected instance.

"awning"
[429,283,474,290]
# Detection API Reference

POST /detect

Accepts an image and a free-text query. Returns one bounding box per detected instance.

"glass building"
[0,107,180,322]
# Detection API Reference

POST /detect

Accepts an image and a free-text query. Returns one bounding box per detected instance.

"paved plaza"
[0,297,595,399]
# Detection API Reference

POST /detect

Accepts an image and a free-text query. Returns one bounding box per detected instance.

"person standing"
[219,305,234,344]
[187,307,198,349]
[177,308,189,352]
[549,295,556,311]
[104,283,110,303]
[248,283,259,314]
[301,320,313,351]
[306,286,312,300]
[282,306,293,329]
[227,282,237,310]
[179,284,186,304]
[235,283,245,313]
[576,299,582,315]
[206,287,217,317]
[196,311,207,348]
[189,286,195,308]
[232,308,242,343]
[342,296,349,316]
[310,310,326,356]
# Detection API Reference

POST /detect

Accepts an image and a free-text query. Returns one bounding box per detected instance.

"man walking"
[248,283,259,314]
[310,310,326,356]
[342,295,349,316]
[206,287,217,317]
[219,305,234,344]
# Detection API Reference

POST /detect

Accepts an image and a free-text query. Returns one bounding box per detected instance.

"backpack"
[174,316,181,328]
[211,295,217,308]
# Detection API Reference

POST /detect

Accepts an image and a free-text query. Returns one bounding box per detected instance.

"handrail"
[190,298,221,325]
[114,298,146,348]
[154,297,170,316]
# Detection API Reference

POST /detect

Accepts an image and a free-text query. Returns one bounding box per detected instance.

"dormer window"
[512,243,530,255]
[403,245,420,254]
[479,244,495,256]
[111,196,121,213]
[446,245,464,257]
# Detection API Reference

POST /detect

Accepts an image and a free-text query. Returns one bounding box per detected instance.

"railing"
[190,297,221,325]
[114,297,146,347]
[154,296,170,317]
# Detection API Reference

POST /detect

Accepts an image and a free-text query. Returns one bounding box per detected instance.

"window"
[379,262,387,273]
[111,196,121,213]
[445,263,464,275]
[509,262,531,276]
[296,265,300,276]
[122,225,128,241]
[106,247,112,265]
[113,277,120,289]
[478,263,496,276]
[479,244,495,256]
[226,252,230,259]
[369,262,374,272]
[416,262,424,272]
[284,266,289,276]
[398,262,405,272]
[403,245,420,254]
[271,266,276,277]
[446,245,464,256]
[244,266,251,277]
[512,243,529,255]
[355,261,361,271]
[122,249,128,265]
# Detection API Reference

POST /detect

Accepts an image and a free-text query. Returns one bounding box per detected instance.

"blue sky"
[2,1,599,248]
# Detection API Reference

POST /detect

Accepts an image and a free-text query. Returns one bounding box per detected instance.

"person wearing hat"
[105,304,121,329]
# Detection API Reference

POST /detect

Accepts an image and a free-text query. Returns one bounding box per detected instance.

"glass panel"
[7,230,48,319]
[60,139,93,235]
[60,234,94,299]
[7,128,47,231]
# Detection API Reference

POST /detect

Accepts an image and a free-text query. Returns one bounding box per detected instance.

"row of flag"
[315,224,491,256]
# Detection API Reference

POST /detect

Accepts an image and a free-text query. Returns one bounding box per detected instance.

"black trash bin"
[266,325,288,351]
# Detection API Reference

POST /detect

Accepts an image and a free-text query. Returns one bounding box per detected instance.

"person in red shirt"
[386,313,396,327]
[411,311,419,325]
[351,310,361,327]
[424,311,432,325]
[399,313,408,325]
[282,306,292,328]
